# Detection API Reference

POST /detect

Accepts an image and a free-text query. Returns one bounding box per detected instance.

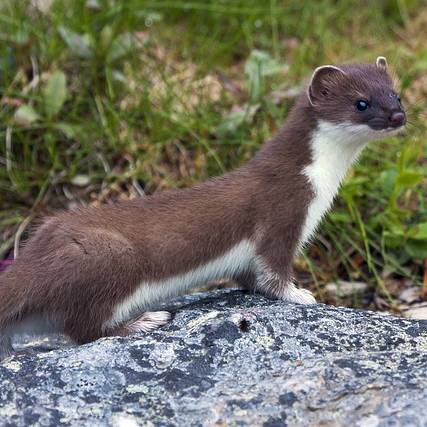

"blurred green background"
[0,0,426,310]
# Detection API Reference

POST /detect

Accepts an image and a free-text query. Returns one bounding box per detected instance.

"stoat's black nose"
[389,111,406,128]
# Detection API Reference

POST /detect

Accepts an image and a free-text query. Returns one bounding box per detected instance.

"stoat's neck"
[299,120,368,246]
[306,120,368,186]
[247,97,317,173]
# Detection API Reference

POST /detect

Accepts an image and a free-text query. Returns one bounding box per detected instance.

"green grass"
[1,0,426,308]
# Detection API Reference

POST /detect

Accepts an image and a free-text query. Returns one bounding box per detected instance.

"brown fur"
[0,105,313,343]
[0,59,405,350]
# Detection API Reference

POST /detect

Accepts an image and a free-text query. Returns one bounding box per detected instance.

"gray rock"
[1,289,427,427]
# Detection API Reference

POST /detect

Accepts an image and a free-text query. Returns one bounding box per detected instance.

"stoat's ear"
[376,56,388,71]
[308,65,346,106]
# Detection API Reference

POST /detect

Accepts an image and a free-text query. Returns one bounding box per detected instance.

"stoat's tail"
[0,263,28,359]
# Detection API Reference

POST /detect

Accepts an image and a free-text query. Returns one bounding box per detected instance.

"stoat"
[0,57,406,358]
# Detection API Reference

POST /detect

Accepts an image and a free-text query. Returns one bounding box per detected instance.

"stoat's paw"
[125,311,172,334]
[281,284,316,305]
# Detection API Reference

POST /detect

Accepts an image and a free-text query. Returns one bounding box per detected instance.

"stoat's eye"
[356,100,369,111]
[390,92,401,103]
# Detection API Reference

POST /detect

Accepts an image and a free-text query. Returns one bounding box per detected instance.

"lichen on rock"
[1,289,427,426]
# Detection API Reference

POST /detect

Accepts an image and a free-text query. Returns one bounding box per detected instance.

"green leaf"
[59,26,92,58]
[383,229,404,248]
[215,104,259,137]
[100,25,114,52]
[14,105,40,126]
[215,111,246,137]
[379,168,397,195]
[396,170,423,188]
[54,123,79,138]
[43,71,67,118]
[388,223,406,237]
[406,239,427,259]
[245,50,286,102]
[135,11,163,22]
[11,28,29,45]
[328,212,352,223]
[107,33,137,63]
[407,222,427,240]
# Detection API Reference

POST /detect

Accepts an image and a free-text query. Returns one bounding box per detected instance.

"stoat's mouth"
[388,126,406,136]
[367,118,388,131]
[368,115,406,132]
[372,125,406,137]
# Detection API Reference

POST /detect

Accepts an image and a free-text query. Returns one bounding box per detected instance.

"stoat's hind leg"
[0,335,14,360]
[112,311,172,337]
[233,270,257,291]
[125,311,172,334]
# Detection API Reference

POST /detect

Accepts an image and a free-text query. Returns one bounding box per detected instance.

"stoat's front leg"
[254,224,316,305]
[256,266,316,304]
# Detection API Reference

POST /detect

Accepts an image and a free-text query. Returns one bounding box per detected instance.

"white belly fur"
[104,239,256,329]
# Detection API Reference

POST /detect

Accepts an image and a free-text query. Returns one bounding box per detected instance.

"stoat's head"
[307,57,406,143]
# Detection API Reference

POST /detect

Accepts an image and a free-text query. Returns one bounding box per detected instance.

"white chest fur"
[300,121,370,247]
